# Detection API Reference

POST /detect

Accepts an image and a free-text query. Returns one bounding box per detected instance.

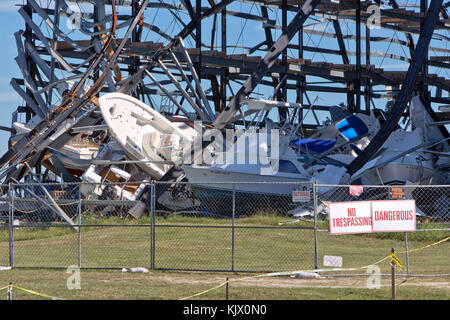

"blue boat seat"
[294,139,336,154]
[336,115,369,142]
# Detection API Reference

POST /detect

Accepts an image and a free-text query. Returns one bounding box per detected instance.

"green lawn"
[0,213,448,273]
[0,269,448,300]
[0,213,448,300]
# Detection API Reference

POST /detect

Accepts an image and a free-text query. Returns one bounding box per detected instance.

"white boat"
[183,158,312,196]
[12,121,100,178]
[54,133,100,174]
[182,128,348,216]
[77,139,149,202]
[98,92,197,180]
[183,109,377,188]
[350,128,442,185]
[96,93,204,213]
[177,108,388,216]
[350,96,447,185]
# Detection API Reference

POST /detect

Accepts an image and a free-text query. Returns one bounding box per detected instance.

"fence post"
[8,183,13,268]
[231,183,235,273]
[150,182,155,270]
[404,232,410,275]
[9,182,14,268]
[7,282,12,300]
[78,186,82,269]
[226,277,229,300]
[391,247,396,300]
[313,181,319,270]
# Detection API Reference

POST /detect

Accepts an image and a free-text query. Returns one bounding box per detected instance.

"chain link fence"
[0,181,448,275]
[316,184,450,275]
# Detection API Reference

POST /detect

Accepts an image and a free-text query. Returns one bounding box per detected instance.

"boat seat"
[142,131,172,157]
[294,139,336,154]
[336,115,369,142]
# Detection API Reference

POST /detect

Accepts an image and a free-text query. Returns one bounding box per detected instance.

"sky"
[0,0,447,159]
[0,0,317,156]
[0,1,24,154]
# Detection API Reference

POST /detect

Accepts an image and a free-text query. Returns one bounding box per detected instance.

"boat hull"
[182,165,311,216]
[183,165,310,195]
[188,185,296,217]
[99,93,195,180]
[351,163,443,185]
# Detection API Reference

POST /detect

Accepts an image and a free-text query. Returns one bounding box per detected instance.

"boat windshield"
[336,115,369,142]
[278,160,301,174]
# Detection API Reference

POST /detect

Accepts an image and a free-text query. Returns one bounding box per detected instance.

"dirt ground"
[121,271,450,290]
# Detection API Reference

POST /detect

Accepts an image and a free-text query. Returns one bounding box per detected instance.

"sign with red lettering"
[349,185,364,197]
[328,201,373,234]
[292,190,311,202]
[371,200,416,232]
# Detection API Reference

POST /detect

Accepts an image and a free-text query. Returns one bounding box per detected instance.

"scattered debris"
[1,1,449,223]
[121,267,150,273]
[290,272,322,279]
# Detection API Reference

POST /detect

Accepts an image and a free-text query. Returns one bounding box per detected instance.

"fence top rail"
[154,181,316,185]
[14,181,316,186]
[316,184,450,188]
[4,181,450,187]
[10,182,147,187]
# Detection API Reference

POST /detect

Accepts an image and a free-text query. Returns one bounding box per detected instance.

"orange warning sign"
[389,187,405,199]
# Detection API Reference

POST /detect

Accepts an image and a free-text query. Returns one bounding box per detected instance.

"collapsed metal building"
[1,0,450,188]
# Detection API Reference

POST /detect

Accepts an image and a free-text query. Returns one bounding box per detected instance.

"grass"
[0,211,448,299]
[0,212,448,272]
[0,269,448,300]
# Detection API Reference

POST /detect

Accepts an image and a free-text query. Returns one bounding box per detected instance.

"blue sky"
[0,0,318,156]
[0,0,447,158]
[0,1,24,155]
